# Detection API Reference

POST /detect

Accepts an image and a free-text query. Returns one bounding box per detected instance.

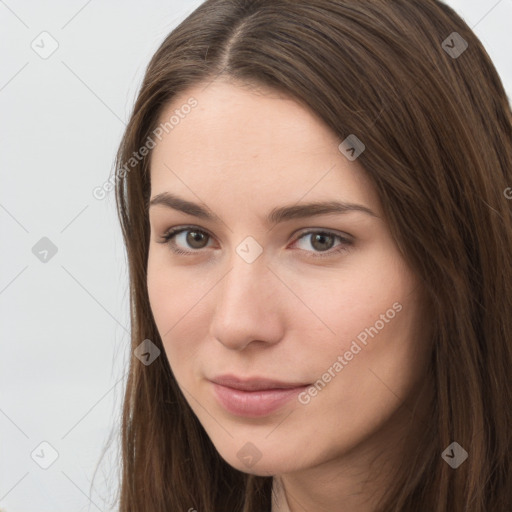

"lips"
[209,374,310,417]
[210,374,309,391]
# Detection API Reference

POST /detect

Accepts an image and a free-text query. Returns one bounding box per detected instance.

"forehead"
[150,79,378,214]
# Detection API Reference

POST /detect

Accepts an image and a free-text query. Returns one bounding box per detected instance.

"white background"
[1,1,511,510]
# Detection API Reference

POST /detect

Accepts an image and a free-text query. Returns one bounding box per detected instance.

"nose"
[208,252,285,351]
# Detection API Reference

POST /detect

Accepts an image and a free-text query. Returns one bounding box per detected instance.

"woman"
[113,0,512,510]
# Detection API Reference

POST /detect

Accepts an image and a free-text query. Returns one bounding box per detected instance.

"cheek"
[147,255,174,333]
[292,275,429,460]
[323,296,429,456]
[299,250,429,398]
[147,251,196,332]
[146,253,211,371]
[296,251,412,352]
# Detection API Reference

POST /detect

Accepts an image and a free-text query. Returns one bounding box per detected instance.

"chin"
[213,444,305,477]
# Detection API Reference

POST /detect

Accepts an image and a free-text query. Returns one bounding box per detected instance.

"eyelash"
[157,226,353,259]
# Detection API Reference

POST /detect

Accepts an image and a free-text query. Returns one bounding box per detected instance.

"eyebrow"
[149,192,377,225]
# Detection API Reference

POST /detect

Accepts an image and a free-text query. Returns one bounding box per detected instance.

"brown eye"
[310,233,336,252]
[159,227,213,255]
[293,230,353,258]
[186,230,210,249]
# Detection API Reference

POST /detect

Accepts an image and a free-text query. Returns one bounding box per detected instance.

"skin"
[147,79,433,512]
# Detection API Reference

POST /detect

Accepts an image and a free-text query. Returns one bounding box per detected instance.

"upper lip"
[210,374,309,391]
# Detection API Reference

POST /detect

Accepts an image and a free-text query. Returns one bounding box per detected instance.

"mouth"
[209,374,311,418]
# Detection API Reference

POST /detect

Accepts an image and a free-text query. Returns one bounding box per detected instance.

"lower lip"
[211,382,309,418]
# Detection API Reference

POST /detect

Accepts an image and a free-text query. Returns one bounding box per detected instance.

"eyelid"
[292,226,353,242]
[159,225,353,241]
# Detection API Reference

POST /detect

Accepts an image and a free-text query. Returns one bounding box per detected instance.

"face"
[147,79,431,477]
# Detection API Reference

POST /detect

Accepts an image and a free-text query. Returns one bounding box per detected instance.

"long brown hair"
[112,0,512,510]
